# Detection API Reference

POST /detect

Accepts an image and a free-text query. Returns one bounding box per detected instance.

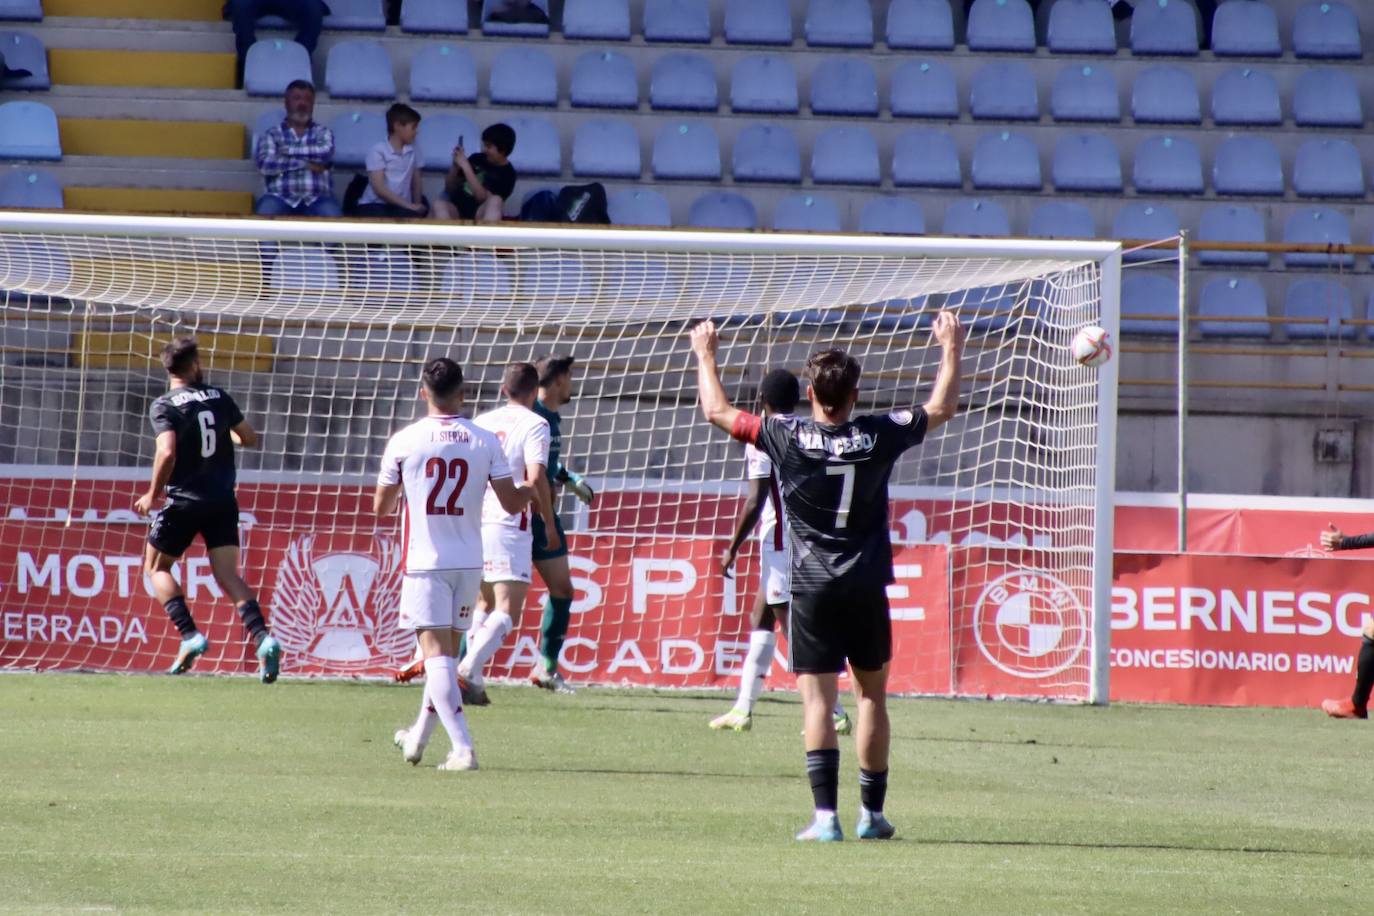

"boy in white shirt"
[355,103,429,219]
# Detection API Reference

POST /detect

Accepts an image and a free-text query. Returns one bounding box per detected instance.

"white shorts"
[482,525,533,584]
[760,546,791,606]
[398,569,482,631]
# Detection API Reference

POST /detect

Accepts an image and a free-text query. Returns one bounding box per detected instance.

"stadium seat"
[0,31,48,90]
[490,47,557,107]
[972,131,1040,190]
[0,168,60,208]
[409,44,477,103]
[1211,0,1280,56]
[251,109,284,159]
[609,189,672,227]
[572,119,640,178]
[644,0,711,42]
[653,122,721,179]
[504,116,560,176]
[416,113,480,170]
[1197,204,1268,266]
[325,41,395,101]
[773,193,842,232]
[731,55,798,113]
[518,256,591,299]
[1027,201,1095,239]
[1130,0,1198,55]
[243,40,311,97]
[401,0,469,33]
[889,60,958,119]
[732,124,801,183]
[1051,65,1120,123]
[943,198,1010,237]
[1212,135,1283,196]
[891,128,961,188]
[330,111,386,168]
[650,54,717,111]
[1131,65,1201,124]
[480,0,550,36]
[1293,138,1364,198]
[564,0,631,40]
[969,62,1038,120]
[966,0,1035,52]
[570,51,637,109]
[811,58,878,116]
[1211,67,1281,126]
[1120,273,1179,336]
[439,254,511,302]
[1293,68,1362,128]
[0,1,41,21]
[1292,1,1361,59]
[1133,135,1203,194]
[1198,277,1271,338]
[859,196,925,235]
[812,126,880,185]
[1112,202,1181,263]
[886,0,955,49]
[1282,207,1353,267]
[689,191,757,229]
[349,248,415,291]
[1046,0,1117,53]
[1284,279,1354,339]
[269,246,339,291]
[725,0,792,44]
[1053,133,1121,192]
[805,0,874,47]
[0,100,58,160]
[324,0,386,29]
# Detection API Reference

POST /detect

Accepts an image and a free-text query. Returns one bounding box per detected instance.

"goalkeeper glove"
[565,471,596,506]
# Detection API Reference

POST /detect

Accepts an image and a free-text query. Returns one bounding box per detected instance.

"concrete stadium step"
[49,49,236,90]
[44,0,224,20]
[63,186,254,215]
[59,118,245,159]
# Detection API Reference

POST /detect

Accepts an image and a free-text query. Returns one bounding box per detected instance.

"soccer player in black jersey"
[133,337,282,682]
[689,310,965,841]
[1319,523,1374,719]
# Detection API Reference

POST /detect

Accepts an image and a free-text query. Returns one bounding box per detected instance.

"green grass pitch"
[0,674,1367,915]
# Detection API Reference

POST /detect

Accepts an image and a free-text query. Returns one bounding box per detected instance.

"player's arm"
[231,419,259,449]
[921,310,966,432]
[688,320,742,434]
[373,482,402,518]
[1322,524,1374,551]
[134,431,177,516]
[531,466,562,553]
[720,476,765,577]
[491,475,535,515]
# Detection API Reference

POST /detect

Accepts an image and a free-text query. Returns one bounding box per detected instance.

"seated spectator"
[224,0,328,87]
[0,47,33,85]
[254,80,342,217]
[354,103,429,219]
[431,123,517,223]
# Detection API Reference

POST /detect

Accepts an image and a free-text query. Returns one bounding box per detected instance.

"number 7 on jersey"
[825,464,855,529]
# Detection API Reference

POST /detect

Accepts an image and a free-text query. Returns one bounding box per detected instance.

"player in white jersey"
[377,358,534,771]
[712,370,850,735]
[456,362,559,706]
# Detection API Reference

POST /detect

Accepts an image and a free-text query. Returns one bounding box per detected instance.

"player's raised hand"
[566,472,596,506]
[688,320,719,360]
[133,491,158,517]
[718,547,737,579]
[931,309,965,351]
[1321,523,1345,551]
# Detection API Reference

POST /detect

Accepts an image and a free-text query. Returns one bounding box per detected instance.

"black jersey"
[733,408,929,593]
[148,384,245,504]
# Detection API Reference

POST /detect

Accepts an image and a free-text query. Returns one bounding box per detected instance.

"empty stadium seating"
[570,51,637,109]
[773,193,841,232]
[891,128,960,188]
[243,40,310,97]
[1053,133,1120,193]
[608,188,671,226]
[859,196,925,235]
[1212,0,1282,56]
[564,0,631,40]
[725,0,791,44]
[967,0,1035,52]
[409,44,477,103]
[1131,0,1199,55]
[0,167,61,208]
[1028,200,1094,239]
[650,54,717,111]
[1199,277,1272,337]
[733,124,801,183]
[811,127,880,185]
[1046,0,1116,54]
[1051,65,1119,123]
[1282,207,1354,267]
[0,100,59,160]
[0,31,47,90]
[732,55,798,114]
[885,0,954,49]
[490,47,558,107]
[325,40,395,100]
[689,191,755,229]
[889,60,958,119]
[572,119,640,178]
[400,0,469,34]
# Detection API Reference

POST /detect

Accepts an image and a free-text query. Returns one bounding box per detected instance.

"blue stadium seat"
[564,0,631,40]
[892,128,961,188]
[859,196,925,235]
[1053,132,1121,192]
[441,255,511,302]
[0,1,41,21]
[886,0,954,49]
[572,119,640,178]
[650,54,717,111]
[325,41,395,101]
[0,100,57,160]
[1133,135,1203,194]
[251,109,284,160]
[1211,0,1280,57]
[731,55,798,113]
[1284,279,1354,339]
[609,189,672,227]
[330,111,386,168]
[1197,204,1268,266]
[1120,273,1178,336]
[1211,67,1280,126]
[0,32,48,90]
[504,116,560,176]
[733,124,801,182]
[1028,201,1095,239]
[243,40,311,97]
[1282,207,1353,267]
[653,122,721,179]
[350,249,416,291]
[1131,65,1201,124]
[725,0,792,44]
[1046,0,1117,53]
[416,113,480,169]
[1213,135,1283,196]
[812,126,880,185]
[689,191,757,229]
[269,247,339,291]
[480,0,550,36]
[944,199,1009,236]
[519,257,591,299]
[0,168,61,208]
[490,47,557,107]
[1198,277,1270,338]
[805,0,874,47]
[773,193,842,232]
[972,131,1040,190]
[644,0,710,42]
[969,61,1038,120]
[967,0,1035,52]
[1113,203,1181,262]
[1293,1,1361,59]
[401,0,468,33]
[409,44,477,103]
[1293,68,1362,128]
[570,51,637,109]
[1131,0,1198,55]
[324,0,386,29]
[889,60,958,119]
[1293,138,1364,198]
[811,58,878,116]
[1051,64,1119,123]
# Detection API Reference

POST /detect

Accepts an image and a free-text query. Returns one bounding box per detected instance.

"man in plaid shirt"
[255,80,342,217]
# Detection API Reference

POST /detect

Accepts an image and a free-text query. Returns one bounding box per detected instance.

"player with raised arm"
[379,358,534,770]
[1318,523,1374,719]
[133,337,282,682]
[689,311,965,842]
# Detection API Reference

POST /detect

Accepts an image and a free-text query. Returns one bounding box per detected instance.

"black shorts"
[148,499,240,558]
[531,512,568,562]
[788,582,892,674]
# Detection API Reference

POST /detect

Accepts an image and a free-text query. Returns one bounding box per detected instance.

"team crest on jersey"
[270,535,412,669]
[972,570,1088,679]
[888,409,914,426]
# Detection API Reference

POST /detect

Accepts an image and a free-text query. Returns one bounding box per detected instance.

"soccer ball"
[1070,326,1112,368]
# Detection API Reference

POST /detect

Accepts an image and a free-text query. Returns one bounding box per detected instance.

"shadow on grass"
[907,836,1330,857]
[496,762,796,782]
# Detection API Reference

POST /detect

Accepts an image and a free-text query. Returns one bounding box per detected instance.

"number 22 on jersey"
[425,456,469,516]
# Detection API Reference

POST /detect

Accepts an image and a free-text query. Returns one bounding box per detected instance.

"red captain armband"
[730,411,762,445]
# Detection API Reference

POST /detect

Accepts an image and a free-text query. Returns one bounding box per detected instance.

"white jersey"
[745,442,786,553]
[378,415,512,573]
[475,403,550,529]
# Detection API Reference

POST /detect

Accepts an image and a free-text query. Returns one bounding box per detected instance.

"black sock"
[806,748,840,813]
[859,768,889,815]
[236,599,269,643]
[1352,636,1374,709]
[163,596,198,637]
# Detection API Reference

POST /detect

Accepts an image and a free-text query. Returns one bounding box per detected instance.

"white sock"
[423,656,473,753]
[470,605,489,638]
[735,630,776,712]
[410,680,438,745]
[460,610,512,689]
